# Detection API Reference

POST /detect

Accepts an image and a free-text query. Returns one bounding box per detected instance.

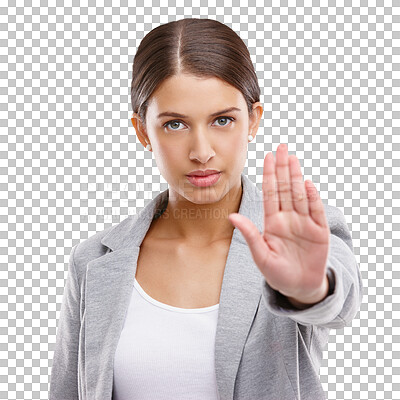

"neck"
[152,179,243,246]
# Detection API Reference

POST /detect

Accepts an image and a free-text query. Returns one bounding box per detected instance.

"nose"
[188,128,216,164]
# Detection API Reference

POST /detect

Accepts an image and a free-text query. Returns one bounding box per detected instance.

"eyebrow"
[157,107,242,119]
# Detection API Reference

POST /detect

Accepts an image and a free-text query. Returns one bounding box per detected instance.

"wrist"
[286,273,331,310]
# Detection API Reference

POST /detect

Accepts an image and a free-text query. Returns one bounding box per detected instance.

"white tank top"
[112,278,221,400]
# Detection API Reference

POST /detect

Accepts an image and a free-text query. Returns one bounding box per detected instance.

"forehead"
[146,74,246,118]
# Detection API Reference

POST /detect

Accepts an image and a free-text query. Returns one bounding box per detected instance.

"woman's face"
[132,73,263,205]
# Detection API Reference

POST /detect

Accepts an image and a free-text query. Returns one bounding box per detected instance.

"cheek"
[153,143,180,171]
[221,131,248,155]
[219,132,248,174]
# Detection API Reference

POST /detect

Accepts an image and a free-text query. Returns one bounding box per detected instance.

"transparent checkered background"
[1,1,399,399]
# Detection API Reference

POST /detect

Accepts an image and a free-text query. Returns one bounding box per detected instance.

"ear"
[131,113,150,150]
[249,102,263,137]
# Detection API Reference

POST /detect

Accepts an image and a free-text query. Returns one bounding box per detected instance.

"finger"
[228,213,269,267]
[275,144,293,212]
[305,180,328,227]
[262,152,279,217]
[288,155,309,216]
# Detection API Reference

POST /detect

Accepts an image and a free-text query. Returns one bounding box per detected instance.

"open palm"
[229,144,330,305]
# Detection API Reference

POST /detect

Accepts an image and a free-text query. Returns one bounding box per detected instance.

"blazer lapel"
[83,173,265,400]
[84,246,140,399]
[84,190,169,399]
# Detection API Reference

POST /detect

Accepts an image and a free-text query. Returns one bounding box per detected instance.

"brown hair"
[131,18,261,127]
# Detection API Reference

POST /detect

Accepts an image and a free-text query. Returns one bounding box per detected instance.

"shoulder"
[70,215,135,281]
[323,203,353,252]
[323,203,347,226]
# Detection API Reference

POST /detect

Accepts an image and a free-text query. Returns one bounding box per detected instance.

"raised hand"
[228,144,331,309]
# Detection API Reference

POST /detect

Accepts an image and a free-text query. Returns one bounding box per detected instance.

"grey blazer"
[49,172,363,400]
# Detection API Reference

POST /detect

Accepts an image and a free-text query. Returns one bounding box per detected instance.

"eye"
[163,120,185,131]
[163,116,235,132]
[213,116,234,127]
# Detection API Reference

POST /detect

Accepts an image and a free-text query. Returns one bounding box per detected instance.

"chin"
[183,188,222,203]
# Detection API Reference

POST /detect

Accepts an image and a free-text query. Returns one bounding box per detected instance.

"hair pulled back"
[131,18,260,127]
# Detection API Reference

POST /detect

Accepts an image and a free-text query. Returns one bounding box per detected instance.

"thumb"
[228,213,268,268]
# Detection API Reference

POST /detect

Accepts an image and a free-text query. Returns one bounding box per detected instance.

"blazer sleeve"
[261,204,364,329]
[49,243,81,400]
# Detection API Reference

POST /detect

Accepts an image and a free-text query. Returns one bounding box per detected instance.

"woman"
[49,18,363,400]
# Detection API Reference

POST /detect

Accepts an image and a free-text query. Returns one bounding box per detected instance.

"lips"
[186,169,221,177]
[186,172,222,187]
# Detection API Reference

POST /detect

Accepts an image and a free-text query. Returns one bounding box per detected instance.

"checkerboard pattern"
[2,1,398,399]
